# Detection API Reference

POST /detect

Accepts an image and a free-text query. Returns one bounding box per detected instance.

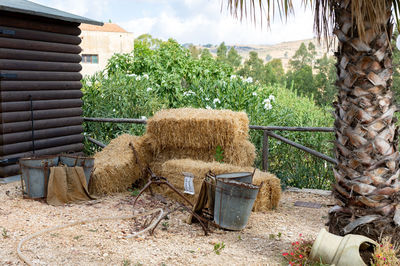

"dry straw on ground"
[151,159,280,211]
[89,134,152,195]
[146,108,249,150]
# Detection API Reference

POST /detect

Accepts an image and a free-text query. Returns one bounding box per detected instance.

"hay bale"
[151,159,281,211]
[149,140,256,168]
[224,140,256,167]
[146,108,249,150]
[252,170,281,212]
[89,134,152,195]
[152,159,251,205]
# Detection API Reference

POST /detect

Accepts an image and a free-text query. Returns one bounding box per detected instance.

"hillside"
[197,38,336,69]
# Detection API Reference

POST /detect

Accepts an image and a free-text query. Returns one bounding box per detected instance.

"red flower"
[299,255,303,259]
[290,252,294,256]
[282,253,289,256]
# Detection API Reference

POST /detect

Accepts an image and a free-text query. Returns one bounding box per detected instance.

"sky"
[30,0,316,45]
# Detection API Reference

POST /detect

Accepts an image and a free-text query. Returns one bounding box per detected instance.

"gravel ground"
[0,182,334,265]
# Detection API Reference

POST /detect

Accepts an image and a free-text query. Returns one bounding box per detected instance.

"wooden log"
[87,137,106,148]
[0,59,82,72]
[0,71,82,81]
[0,11,81,36]
[0,26,81,45]
[0,107,83,123]
[0,70,82,81]
[0,125,84,145]
[83,117,148,124]
[1,99,83,112]
[0,37,81,54]
[0,90,83,102]
[0,134,84,156]
[266,131,337,165]
[0,81,82,91]
[0,48,82,63]
[0,143,84,177]
[0,117,83,134]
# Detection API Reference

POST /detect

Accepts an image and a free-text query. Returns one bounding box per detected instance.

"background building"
[79,23,134,76]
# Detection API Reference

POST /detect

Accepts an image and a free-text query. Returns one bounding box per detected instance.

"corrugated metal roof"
[0,0,103,26]
[80,23,128,33]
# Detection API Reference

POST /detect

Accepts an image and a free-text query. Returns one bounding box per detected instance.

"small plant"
[237,235,242,241]
[213,242,225,255]
[73,235,83,240]
[215,145,224,163]
[122,259,131,266]
[282,234,317,265]
[371,237,400,266]
[161,221,169,231]
[2,227,9,238]
[130,188,141,197]
[269,232,282,240]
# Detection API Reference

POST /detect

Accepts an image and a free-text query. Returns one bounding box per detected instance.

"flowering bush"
[371,237,400,266]
[282,234,317,265]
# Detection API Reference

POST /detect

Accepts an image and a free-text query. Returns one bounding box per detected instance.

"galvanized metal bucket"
[215,172,253,184]
[59,154,94,186]
[19,155,59,199]
[214,179,259,230]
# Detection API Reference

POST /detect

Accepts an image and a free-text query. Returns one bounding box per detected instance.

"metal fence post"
[262,130,269,172]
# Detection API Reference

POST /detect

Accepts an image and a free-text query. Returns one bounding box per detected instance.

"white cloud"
[120,1,315,45]
[29,0,315,45]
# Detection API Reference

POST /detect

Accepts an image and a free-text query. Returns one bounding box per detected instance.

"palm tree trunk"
[328,0,400,241]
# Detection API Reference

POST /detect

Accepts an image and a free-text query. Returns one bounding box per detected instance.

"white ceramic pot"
[310,228,377,266]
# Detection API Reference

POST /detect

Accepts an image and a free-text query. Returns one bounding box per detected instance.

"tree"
[237,51,264,81]
[227,47,242,68]
[289,42,315,71]
[264,58,285,85]
[188,44,202,59]
[135,34,162,50]
[200,48,213,59]
[225,0,400,242]
[314,54,336,106]
[216,42,228,62]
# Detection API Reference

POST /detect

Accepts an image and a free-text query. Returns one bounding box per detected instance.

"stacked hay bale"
[153,159,281,212]
[89,134,152,195]
[146,108,256,167]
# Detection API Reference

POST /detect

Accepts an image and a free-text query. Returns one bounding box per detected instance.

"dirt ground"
[0,182,334,265]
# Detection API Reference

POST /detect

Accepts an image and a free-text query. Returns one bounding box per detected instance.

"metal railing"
[83,117,337,171]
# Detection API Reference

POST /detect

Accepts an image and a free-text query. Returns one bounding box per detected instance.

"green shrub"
[82,38,335,189]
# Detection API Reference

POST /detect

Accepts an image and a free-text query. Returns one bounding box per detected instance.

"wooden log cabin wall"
[0,0,103,179]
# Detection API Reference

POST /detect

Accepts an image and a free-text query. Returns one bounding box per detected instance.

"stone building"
[79,23,134,76]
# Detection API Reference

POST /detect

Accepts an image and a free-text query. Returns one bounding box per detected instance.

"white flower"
[263,98,271,104]
[86,81,92,86]
[206,105,212,110]
[230,75,237,80]
[245,77,253,83]
[269,95,275,101]
[113,108,116,112]
[136,76,141,81]
[183,90,195,96]
[141,116,147,120]
[143,74,149,80]
[127,73,136,77]
[213,98,221,104]
[147,87,152,92]
[264,103,272,110]
[252,92,257,96]
[205,97,210,101]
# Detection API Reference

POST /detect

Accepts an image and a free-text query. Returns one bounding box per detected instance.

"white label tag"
[183,172,195,195]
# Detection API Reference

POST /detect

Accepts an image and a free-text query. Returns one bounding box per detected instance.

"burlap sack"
[47,166,95,206]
